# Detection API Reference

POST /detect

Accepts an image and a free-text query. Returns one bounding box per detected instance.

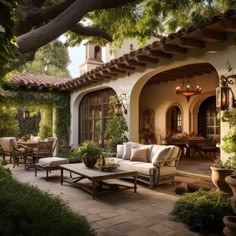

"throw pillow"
[116,144,124,159]
[130,147,149,162]
[152,146,171,167]
[122,142,142,160]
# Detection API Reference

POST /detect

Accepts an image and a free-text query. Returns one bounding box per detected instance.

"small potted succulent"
[74,140,102,168]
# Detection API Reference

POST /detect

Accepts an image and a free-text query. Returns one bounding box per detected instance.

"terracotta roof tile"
[11,73,71,91]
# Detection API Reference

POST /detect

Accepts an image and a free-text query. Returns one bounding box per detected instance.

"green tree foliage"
[19,40,71,77]
[0,106,19,137]
[0,0,17,79]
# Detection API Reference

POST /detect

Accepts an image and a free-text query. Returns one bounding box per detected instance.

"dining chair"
[33,141,54,163]
[46,137,58,156]
[10,138,29,167]
[0,137,17,164]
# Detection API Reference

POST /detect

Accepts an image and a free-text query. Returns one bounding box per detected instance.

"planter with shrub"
[170,189,233,234]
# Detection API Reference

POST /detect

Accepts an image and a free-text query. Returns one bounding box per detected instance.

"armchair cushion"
[151,146,171,167]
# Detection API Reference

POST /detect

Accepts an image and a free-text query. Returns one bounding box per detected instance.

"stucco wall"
[70,39,236,163]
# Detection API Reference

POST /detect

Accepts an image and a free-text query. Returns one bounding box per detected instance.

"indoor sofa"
[107,142,181,188]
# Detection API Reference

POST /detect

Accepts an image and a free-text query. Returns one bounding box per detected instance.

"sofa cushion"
[166,145,180,167]
[122,142,143,160]
[118,160,155,176]
[130,147,149,162]
[116,144,124,158]
[151,146,171,167]
[149,145,163,162]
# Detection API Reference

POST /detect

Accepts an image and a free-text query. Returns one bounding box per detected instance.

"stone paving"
[10,164,201,236]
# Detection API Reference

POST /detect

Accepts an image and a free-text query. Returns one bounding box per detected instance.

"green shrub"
[170,189,233,234]
[0,177,94,236]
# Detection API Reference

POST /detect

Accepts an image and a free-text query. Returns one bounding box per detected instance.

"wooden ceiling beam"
[148,50,172,59]
[125,59,146,67]
[135,55,158,64]
[117,62,135,71]
[108,66,126,74]
[160,44,187,54]
[176,37,205,49]
[190,29,226,42]
[206,17,236,33]
[100,70,118,77]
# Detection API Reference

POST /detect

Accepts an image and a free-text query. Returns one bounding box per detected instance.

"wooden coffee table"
[60,163,138,199]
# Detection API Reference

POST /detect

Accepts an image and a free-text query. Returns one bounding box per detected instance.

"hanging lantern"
[216,85,230,110]
[23,109,30,119]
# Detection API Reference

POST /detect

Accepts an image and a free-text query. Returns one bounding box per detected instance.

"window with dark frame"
[171,106,182,133]
[79,88,116,147]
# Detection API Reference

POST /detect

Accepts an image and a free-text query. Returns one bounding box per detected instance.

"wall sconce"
[23,108,29,119]
[111,93,128,116]
[176,79,201,102]
[216,74,236,110]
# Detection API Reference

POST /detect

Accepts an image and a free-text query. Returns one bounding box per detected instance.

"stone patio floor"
[10,164,203,236]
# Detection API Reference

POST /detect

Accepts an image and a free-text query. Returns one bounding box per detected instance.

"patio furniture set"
[0,137,57,168]
[0,138,181,199]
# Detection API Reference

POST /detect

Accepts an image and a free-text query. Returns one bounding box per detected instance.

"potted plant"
[73,140,102,168]
[105,101,128,153]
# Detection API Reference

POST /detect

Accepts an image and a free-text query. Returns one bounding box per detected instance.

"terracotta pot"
[83,157,97,168]
[225,175,236,197]
[223,216,236,236]
[210,166,233,193]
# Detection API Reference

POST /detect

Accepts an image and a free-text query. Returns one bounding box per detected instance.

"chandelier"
[176,79,202,102]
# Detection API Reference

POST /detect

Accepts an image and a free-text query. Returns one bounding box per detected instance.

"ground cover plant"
[170,189,233,234]
[0,164,94,236]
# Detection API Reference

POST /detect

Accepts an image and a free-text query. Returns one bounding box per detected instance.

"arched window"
[167,106,182,133]
[79,88,116,147]
[94,45,101,59]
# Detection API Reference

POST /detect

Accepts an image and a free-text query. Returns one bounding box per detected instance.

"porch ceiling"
[146,63,216,85]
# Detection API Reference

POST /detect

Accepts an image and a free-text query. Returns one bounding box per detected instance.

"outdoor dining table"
[168,137,208,157]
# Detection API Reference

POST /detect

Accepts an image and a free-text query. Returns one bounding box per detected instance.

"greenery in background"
[221,109,236,174]
[170,189,233,234]
[0,90,70,145]
[105,104,128,152]
[0,106,19,137]
[19,40,71,77]
[0,164,94,236]
[0,0,17,79]
[38,107,53,140]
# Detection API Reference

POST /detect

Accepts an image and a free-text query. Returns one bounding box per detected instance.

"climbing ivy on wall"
[0,89,70,144]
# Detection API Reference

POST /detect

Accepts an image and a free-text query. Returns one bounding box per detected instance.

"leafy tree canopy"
[2,0,236,79]
[19,40,71,77]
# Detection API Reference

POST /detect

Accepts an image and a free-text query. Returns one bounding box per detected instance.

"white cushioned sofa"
[107,142,181,188]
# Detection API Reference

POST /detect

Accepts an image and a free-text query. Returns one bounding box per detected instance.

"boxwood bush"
[170,189,233,234]
[0,164,94,236]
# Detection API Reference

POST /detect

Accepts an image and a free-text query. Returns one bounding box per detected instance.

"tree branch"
[70,24,112,42]
[17,0,137,56]
[16,0,76,36]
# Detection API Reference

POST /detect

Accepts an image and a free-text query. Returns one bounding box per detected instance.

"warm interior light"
[176,79,201,102]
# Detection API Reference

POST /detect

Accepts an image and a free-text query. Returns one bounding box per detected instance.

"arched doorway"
[79,88,116,147]
[198,96,220,141]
